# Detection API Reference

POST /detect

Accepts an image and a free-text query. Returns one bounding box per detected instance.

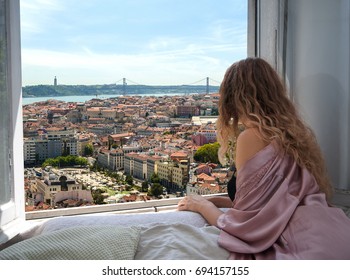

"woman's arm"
[177,195,224,226]
[207,196,232,208]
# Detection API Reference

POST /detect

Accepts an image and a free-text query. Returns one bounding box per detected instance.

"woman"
[178,57,350,259]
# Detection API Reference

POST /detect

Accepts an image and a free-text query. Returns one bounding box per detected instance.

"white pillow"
[0,225,140,260]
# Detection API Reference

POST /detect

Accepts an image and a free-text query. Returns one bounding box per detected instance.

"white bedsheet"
[136,223,230,260]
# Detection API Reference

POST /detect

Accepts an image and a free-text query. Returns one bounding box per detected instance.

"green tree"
[124,184,132,192]
[125,174,134,186]
[75,156,88,166]
[42,155,88,168]
[211,107,219,115]
[148,183,163,198]
[84,143,94,156]
[150,173,160,184]
[141,181,149,192]
[193,142,220,164]
[91,189,106,205]
[109,171,120,182]
[111,143,119,149]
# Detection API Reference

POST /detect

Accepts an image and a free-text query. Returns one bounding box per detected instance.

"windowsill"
[24,188,350,221]
[25,193,227,220]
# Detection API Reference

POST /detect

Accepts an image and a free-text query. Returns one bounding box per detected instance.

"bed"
[0,210,231,260]
[1,189,349,260]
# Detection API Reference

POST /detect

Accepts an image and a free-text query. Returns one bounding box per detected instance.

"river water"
[22,92,192,105]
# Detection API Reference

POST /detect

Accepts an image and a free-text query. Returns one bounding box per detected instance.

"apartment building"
[47,129,78,156]
[33,139,48,160]
[156,157,189,192]
[86,124,115,135]
[97,143,148,171]
[84,107,117,120]
[146,155,162,180]
[130,154,148,180]
[191,116,218,126]
[97,148,110,169]
[122,145,143,154]
[109,149,124,170]
[108,132,135,148]
[171,160,189,190]
[66,109,82,123]
[47,138,63,158]
[157,161,172,189]
[191,133,208,146]
[23,128,80,166]
[23,139,36,165]
[195,164,212,175]
[123,153,164,182]
[196,129,217,143]
[123,153,135,178]
[176,105,199,118]
[76,134,92,156]
[97,147,125,171]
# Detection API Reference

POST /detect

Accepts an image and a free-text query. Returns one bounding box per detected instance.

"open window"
[0,0,25,244]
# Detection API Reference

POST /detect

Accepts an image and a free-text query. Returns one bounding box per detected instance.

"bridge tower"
[123,78,127,95]
[206,77,209,94]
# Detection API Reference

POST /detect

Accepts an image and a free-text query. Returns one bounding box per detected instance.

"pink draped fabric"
[217,142,350,259]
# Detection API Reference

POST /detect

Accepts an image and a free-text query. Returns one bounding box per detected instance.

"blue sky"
[20,0,247,86]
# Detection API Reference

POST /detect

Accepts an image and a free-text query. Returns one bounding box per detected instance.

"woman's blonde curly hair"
[216,57,333,201]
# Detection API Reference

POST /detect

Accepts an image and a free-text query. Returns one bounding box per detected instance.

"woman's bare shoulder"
[235,128,269,170]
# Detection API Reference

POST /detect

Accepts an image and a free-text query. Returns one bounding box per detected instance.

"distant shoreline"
[22,92,210,105]
[22,92,198,98]
[22,84,220,99]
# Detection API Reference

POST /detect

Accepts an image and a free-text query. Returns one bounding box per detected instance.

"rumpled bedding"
[135,224,229,260]
[0,211,230,260]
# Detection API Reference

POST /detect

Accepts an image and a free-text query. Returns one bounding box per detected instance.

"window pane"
[0,0,11,204]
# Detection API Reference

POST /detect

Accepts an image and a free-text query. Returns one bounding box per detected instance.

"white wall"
[286,0,350,189]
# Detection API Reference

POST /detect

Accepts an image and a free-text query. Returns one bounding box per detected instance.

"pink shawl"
[217,142,350,259]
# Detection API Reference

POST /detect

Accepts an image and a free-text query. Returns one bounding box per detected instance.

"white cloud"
[20,0,64,34]
[22,40,242,70]
[21,46,239,85]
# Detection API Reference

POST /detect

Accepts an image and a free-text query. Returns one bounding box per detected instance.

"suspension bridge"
[114,77,221,95]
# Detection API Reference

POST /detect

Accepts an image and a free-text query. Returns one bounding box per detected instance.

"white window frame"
[0,0,228,230]
[0,0,25,245]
